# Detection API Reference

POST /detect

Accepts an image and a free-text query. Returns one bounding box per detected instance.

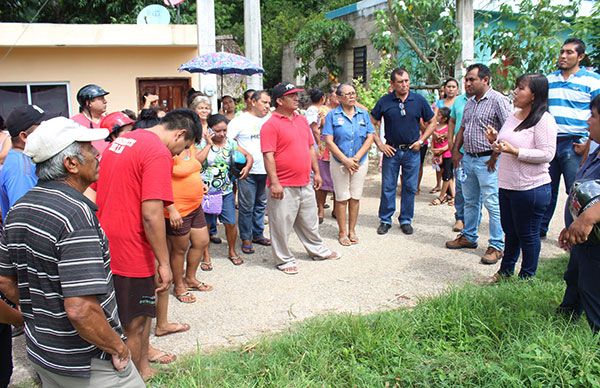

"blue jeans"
[379,148,420,225]
[454,172,465,221]
[237,174,267,241]
[461,154,504,250]
[498,184,550,277]
[541,138,583,235]
[207,191,236,235]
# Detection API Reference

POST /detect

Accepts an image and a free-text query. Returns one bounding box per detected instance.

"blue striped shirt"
[547,68,600,137]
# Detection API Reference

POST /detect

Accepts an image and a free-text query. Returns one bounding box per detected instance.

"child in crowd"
[430,107,455,205]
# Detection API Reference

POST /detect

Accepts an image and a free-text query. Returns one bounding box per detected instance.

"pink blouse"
[497,111,557,191]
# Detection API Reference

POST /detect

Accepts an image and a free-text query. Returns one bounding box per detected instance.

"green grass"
[151,256,600,387]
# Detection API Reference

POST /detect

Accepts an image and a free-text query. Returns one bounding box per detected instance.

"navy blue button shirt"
[371,91,434,145]
[565,148,600,227]
[322,105,374,164]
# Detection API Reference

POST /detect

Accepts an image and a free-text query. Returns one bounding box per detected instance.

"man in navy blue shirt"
[371,68,435,235]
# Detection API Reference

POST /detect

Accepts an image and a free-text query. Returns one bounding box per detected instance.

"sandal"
[429,187,441,194]
[348,233,359,244]
[229,256,244,266]
[429,196,447,206]
[155,322,190,337]
[187,282,213,292]
[252,236,271,246]
[200,262,213,271]
[241,244,255,254]
[277,263,299,275]
[149,351,177,364]
[174,291,196,304]
[338,236,352,246]
[446,196,455,206]
[209,235,222,244]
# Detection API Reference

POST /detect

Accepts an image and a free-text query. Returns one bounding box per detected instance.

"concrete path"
[10,165,567,386]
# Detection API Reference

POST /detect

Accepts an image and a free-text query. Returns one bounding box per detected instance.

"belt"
[466,150,493,158]
[557,135,584,142]
[387,143,413,150]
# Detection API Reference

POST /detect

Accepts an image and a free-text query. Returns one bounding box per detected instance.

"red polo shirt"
[260,111,314,187]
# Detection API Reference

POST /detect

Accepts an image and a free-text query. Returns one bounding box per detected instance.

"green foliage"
[294,16,354,87]
[573,1,600,71]
[371,0,460,86]
[353,56,395,110]
[150,256,600,387]
[477,0,581,92]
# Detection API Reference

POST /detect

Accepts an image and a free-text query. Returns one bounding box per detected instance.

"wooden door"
[137,78,191,112]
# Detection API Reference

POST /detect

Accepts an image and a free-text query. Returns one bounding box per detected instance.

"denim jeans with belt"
[498,184,550,278]
[378,147,420,225]
[237,174,267,241]
[541,137,583,235]
[461,154,504,250]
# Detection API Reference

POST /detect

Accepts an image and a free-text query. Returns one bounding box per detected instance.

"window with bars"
[0,83,70,120]
[353,46,367,83]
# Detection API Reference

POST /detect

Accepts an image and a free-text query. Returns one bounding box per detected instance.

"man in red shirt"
[92,109,201,380]
[261,83,340,275]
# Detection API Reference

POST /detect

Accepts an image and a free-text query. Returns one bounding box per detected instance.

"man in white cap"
[0,117,145,387]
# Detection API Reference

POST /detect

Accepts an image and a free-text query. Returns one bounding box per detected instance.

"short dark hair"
[390,68,409,82]
[243,89,256,101]
[438,107,451,122]
[443,78,459,88]
[335,83,355,97]
[563,38,586,56]
[160,109,202,142]
[134,109,160,129]
[207,113,229,128]
[250,90,270,102]
[466,63,491,83]
[591,95,600,115]
[308,88,325,103]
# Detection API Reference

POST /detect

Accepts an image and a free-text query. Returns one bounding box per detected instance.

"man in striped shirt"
[0,117,144,387]
[541,38,600,238]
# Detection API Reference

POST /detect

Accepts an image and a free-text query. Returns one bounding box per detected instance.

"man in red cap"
[261,83,340,275]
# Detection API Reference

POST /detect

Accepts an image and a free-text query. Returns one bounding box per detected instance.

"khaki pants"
[32,358,144,388]
[267,185,331,265]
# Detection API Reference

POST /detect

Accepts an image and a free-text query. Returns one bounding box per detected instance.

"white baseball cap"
[24,117,109,163]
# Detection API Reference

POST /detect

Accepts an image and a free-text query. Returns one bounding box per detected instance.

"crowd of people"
[0,36,599,387]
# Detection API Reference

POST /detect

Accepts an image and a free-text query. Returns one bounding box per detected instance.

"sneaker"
[481,247,503,264]
[377,223,391,235]
[209,235,222,244]
[445,234,477,249]
[452,220,464,232]
[484,271,510,284]
[400,224,413,235]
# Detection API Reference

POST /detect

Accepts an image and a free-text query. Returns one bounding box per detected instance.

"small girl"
[430,107,455,205]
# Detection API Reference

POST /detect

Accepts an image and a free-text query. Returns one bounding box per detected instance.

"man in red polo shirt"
[261,83,340,275]
[93,109,201,380]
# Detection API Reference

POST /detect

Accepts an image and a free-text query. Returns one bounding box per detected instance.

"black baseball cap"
[271,82,304,101]
[5,105,51,137]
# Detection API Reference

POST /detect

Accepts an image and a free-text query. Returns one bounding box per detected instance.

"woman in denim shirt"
[323,84,375,246]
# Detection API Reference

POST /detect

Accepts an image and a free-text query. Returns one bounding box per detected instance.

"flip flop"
[348,234,359,244]
[148,351,177,364]
[429,187,441,193]
[200,262,213,271]
[187,282,213,292]
[277,263,299,275]
[241,244,255,254]
[338,236,352,246]
[155,323,190,337]
[229,256,244,266]
[174,291,196,304]
[252,236,272,246]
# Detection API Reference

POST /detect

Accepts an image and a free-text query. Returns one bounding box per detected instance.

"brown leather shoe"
[452,220,464,232]
[481,247,503,264]
[445,235,477,249]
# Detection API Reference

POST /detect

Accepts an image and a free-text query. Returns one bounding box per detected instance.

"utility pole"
[197,0,218,112]
[244,0,264,90]
[455,0,474,91]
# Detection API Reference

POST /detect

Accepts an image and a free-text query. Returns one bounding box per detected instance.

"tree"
[371,0,460,87]
[294,16,354,87]
[477,0,581,92]
[573,1,600,72]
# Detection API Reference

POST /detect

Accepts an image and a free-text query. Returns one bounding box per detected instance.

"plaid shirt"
[462,88,511,153]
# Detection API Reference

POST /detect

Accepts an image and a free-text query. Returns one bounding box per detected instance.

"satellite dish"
[136,5,171,25]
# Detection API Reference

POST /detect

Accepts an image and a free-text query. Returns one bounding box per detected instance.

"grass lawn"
[151,256,600,387]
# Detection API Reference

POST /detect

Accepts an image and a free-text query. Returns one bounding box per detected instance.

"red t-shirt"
[95,130,174,278]
[70,113,109,153]
[260,112,314,187]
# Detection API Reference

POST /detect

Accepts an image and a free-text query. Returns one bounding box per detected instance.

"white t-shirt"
[227,111,270,174]
[304,105,320,126]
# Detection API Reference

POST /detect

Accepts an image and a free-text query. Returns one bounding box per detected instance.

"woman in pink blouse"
[485,73,557,281]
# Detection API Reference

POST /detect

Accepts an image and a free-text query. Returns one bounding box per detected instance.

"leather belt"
[466,150,493,157]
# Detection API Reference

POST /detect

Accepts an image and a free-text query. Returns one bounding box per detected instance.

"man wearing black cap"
[0,105,49,219]
[261,83,340,275]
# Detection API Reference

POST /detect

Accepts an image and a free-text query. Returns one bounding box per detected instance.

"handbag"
[202,191,223,214]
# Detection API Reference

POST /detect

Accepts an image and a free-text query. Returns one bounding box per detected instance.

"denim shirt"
[322,105,374,164]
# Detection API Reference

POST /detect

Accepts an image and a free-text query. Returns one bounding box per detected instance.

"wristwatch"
[418,139,424,146]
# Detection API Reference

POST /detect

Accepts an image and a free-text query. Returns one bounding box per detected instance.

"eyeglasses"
[341,91,357,97]
[398,102,406,116]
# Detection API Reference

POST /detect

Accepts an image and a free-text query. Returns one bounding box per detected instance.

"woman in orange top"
[165,144,213,303]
